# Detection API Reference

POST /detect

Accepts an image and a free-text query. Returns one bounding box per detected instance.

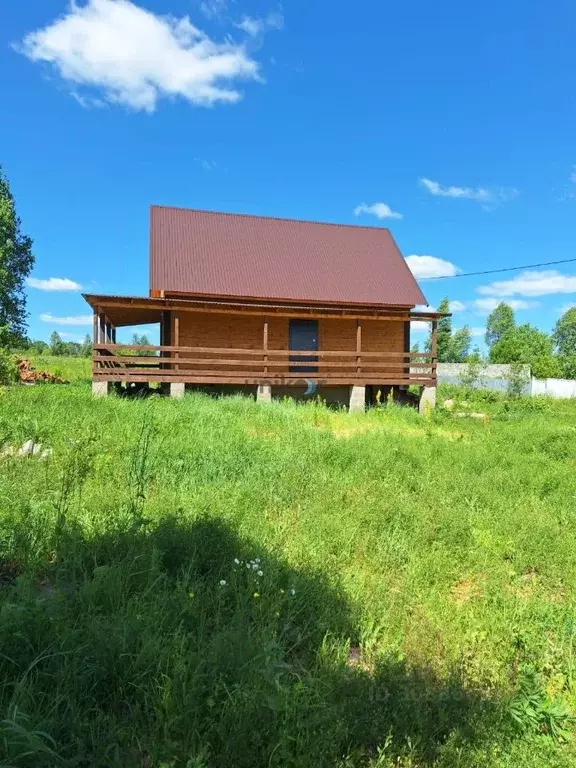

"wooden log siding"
[91,312,437,386]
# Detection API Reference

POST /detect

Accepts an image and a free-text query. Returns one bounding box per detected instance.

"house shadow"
[9,517,512,767]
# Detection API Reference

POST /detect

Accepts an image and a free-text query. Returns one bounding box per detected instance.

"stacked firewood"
[16,359,68,384]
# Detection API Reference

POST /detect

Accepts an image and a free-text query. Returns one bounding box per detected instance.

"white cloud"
[478,270,576,298]
[235,12,284,37]
[474,298,539,314]
[414,303,436,312]
[405,255,459,279]
[411,320,430,333]
[354,202,402,220]
[27,277,82,292]
[469,327,485,337]
[40,313,93,326]
[58,332,85,340]
[199,0,228,20]
[449,300,466,312]
[419,177,518,204]
[559,303,576,314]
[18,0,261,112]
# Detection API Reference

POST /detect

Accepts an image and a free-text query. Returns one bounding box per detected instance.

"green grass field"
[1,382,576,766]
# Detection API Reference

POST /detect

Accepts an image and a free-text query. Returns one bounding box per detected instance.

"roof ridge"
[149,204,392,234]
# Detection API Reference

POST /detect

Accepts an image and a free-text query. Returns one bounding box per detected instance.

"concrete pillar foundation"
[349,385,366,413]
[92,381,109,398]
[170,382,185,399]
[257,384,272,403]
[419,386,437,414]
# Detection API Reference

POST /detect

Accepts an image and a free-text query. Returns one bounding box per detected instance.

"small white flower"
[219,580,227,586]
[246,563,251,569]
[255,558,261,564]
[234,558,240,565]
[252,563,259,570]
[290,588,296,595]
[257,570,263,577]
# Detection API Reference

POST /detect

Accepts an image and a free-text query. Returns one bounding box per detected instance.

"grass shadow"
[1,516,512,767]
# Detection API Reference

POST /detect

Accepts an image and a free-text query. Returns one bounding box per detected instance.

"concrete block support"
[170,382,185,399]
[92,381,109,398]
[419,385,437,414]
[349,384,366,413]
[257,384,272,403]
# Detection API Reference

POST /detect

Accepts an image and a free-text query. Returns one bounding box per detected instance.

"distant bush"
[0,348,17,385]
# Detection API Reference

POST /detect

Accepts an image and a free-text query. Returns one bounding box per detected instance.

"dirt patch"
[451,576,482,605]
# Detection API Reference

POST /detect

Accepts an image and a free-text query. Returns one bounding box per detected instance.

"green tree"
[485,302,515,349]
[49,331,65,356]
[490,323,561,378]
[0,166,34,345]
[81,334,92,358]
[435,297,452,362]
[560,354,576,379]
[446,325,471,363]
[31,339,48,355]
[553,307,576,358]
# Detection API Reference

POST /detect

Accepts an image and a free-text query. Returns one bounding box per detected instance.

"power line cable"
[419,257,576,280]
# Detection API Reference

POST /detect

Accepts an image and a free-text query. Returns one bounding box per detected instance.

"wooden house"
[83,206,441,411]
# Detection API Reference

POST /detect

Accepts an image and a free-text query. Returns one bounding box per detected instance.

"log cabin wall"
[172,312,405,377]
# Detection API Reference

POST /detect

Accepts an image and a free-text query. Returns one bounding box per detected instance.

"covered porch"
[83,293,440,412]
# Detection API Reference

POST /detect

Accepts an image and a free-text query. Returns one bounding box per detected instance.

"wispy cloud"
[559,303,576,314]
[199,0,228,19]
[195,157,218,171]
[58,332,86,340]
[353,202,402,220]
[27,277,82,292]
[474,298,539,314]
[478,270,576,298]
[17,0,261,112]
[405,255,459,279]
[449,300,466,312]
[469,327,485,338]
[40,313,93,326]
[235,12,284,37]
[419,177,518,205]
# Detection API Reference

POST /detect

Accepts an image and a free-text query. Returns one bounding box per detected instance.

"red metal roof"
[150,206,427,307]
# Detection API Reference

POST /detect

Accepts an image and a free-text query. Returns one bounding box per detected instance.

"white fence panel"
[531,378,576,398]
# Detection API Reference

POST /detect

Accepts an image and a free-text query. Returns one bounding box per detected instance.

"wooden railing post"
[431,320,438,381]
[99,313,106,347]
[173,312,180,372]
[356,319,362,376]
[263,315,269,376]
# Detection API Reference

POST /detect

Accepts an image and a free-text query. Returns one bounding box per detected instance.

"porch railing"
[93,344,436,386]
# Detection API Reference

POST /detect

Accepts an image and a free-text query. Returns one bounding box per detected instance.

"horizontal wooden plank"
[93,367,435,380]
[93,355,436,371]
[94,344,433,360]
[94,372,436,385]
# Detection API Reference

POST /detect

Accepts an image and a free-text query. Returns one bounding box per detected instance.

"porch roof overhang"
[83,293,447,327]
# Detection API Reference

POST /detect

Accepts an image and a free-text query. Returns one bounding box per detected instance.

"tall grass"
[1,384,576,766]
[12,354,91,382]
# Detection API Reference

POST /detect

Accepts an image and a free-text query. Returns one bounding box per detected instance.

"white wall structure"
[434,363,531,395]
[428,363,576,399]
[531,378,576,398]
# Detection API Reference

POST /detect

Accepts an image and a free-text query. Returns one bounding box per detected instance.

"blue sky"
[1,0,575,345]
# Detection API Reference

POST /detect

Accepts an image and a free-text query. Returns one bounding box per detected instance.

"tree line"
[416,297,576,379]
[20,332,153,358]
